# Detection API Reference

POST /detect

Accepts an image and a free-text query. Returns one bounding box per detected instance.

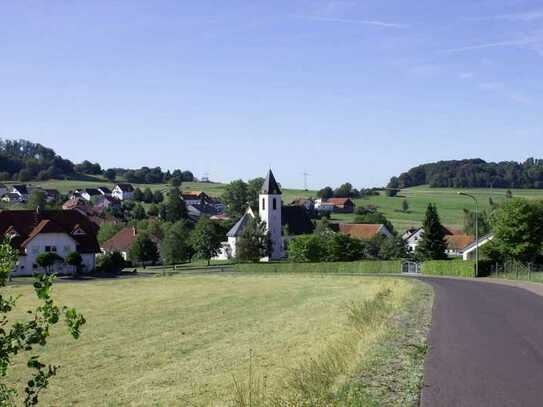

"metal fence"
[489,261,543,282]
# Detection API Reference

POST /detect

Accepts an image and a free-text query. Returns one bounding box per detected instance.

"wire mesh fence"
[488,260,543,282]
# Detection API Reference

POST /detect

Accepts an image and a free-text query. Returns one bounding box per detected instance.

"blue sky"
[1,1,542,188]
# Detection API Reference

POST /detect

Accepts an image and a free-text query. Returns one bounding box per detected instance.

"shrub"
[97,252,126,273]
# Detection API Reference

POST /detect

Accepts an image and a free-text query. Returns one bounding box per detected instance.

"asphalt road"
[421,278,543,407]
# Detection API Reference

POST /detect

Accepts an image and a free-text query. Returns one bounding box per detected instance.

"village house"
[112,183,135,201]
[403,226,480,259]
[10,184,29,201]
[97,186,112,196]
[1,193,24,203]
[80,188,102,201]
[445,234,475,258]
[325,197,356,213]
[93,195,121,212]
[336,223,393,240]
[101,226,138,260]
[101,226,159,261]
[63,197,92,212]
[182,191,225,215]
[314,199,336,213]
[0,209,100,276]
[461,234,494,261]
[182,191,209,206]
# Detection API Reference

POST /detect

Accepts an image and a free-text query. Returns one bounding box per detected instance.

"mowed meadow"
[11,177,543,231]
[5,273,432,406]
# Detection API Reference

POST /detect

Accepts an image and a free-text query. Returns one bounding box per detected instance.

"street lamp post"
[459,192,479,277]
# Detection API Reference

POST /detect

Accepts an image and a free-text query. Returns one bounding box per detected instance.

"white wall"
[259,193,283,260]
[12,233,96,276]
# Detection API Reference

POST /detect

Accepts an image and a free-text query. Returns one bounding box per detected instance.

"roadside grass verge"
[228,278,433,406]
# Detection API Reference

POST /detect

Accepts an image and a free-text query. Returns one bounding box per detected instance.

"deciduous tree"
[128,233,159,266]
[190,217,223,266]
[162,220,193,265]
[490,198,543,262]
[236,217,271,262]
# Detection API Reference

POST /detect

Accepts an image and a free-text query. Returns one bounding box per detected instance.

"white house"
[0,209,100,276]
[1,193,24,203]
[79,188,102,201]
[403,228,425,252]
[314,199,335,213]
[10,185,29,201]
[215,170,284,261]
[462,234,494,261]
[112,184,135,201]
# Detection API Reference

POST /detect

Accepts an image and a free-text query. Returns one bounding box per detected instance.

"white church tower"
[259,170,283,261]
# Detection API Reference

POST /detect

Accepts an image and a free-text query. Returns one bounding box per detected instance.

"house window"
[45,246,57,253]
[262,198,265,210]
[273,198,277,210]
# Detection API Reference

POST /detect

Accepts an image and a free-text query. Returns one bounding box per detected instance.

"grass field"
[5,177,543,232]
[5,273,432,406]
[330,186,543,231]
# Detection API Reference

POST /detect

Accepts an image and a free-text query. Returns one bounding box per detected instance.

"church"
[216,169,312,261]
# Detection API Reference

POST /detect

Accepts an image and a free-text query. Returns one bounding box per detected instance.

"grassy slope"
[6,273,429,406]
[330,186,543,231]
[7,178,543,231]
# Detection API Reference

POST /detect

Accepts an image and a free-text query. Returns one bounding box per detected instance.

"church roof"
[261,170,282,195]
[226,212,254,238]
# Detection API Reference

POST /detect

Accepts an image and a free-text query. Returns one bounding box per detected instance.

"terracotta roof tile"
[446,234,475,251]
[338,223,382,240]
[326,198,355,207]
[101,227,137,252]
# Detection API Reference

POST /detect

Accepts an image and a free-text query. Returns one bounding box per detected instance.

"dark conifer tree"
[416,203,448,260]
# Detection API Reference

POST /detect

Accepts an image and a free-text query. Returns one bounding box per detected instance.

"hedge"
[234,260,401,274]
[421,260,476,278]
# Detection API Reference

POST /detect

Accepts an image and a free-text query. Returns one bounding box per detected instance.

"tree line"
[317,183,381,200]
[387,158,543,189]
[0,138,194,184]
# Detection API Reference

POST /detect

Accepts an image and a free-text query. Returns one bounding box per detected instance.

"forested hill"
[387,158,543,189]
[0,138,194,184]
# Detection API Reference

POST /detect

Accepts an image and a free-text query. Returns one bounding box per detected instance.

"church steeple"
[261,170,282,195]
[259,169,283,261]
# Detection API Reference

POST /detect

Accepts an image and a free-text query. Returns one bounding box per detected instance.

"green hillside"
[332,186,543,232]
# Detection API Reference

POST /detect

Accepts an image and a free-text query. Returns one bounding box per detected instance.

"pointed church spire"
[261,170,282,195]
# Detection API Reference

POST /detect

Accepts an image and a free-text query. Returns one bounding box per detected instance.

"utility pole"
[302,171,310,191]
[459,192,479,277]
